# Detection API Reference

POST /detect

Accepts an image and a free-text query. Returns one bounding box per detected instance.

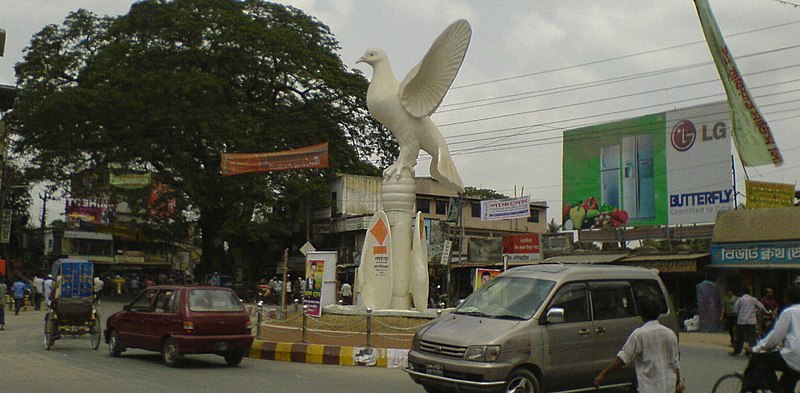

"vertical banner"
[0,208,10,244]
[303,259,324,317]
[474,268,501,291]
[693,0,783,167]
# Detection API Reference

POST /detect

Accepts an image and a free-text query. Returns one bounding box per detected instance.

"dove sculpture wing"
[398,19,472,118]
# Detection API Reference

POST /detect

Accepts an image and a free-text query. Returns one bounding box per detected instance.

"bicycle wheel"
[90,318,101,350]
[712,373,742,393]
[44,313,56,351]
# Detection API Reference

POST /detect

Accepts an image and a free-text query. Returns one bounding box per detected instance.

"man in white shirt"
[43,275,54,308]
[340,282,352,305]
[750,285,800,393]
[732,287,768,356]
[593,297,682,393]
[33,274,45,310]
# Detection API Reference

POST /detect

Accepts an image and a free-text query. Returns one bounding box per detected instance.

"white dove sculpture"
[357,19,471,193]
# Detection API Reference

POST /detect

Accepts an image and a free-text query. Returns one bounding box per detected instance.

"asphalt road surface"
[0,299,748,393]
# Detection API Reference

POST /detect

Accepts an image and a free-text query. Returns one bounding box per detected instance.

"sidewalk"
[679,331,730,347]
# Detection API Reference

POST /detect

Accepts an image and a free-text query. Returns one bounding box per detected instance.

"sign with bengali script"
[221,142,329,175]
[745,180,795,209]
[711,241,800,266]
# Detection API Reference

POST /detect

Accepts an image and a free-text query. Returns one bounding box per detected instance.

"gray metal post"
[366,307,373,347]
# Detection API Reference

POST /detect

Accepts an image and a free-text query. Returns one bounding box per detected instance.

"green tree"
[462,186,508,200]
[6,1,394,272]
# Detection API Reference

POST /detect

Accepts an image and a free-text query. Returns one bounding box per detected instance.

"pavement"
[679,331,732,348]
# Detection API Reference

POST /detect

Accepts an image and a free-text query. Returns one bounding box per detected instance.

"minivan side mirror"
[545,307,565,324]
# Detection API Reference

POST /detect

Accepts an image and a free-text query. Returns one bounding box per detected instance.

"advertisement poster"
[66,198,116,225]
[474,268,501,290]
[303,259,324,317]
[562,101,732,228]
[745,180,795,209]
[467,237,502,263]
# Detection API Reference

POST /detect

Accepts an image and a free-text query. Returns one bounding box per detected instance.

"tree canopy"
[5,0,395,271]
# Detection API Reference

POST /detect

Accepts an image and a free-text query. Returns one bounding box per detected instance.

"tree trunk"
[198,207,226,278]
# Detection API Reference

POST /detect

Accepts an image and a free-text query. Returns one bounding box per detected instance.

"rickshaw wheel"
[90,318,101,350]
[44,313,56,350]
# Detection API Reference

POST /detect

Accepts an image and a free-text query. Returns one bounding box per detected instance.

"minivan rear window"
[188,289,245,312]
[456,277,556,320]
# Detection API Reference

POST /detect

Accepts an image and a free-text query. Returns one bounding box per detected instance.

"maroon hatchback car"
[105,285,254,367]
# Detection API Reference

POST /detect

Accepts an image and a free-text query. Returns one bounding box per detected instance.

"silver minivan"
[405,264,679,393]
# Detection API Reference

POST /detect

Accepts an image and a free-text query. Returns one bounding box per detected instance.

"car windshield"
[455,276,556,320]
[188,289,245,312]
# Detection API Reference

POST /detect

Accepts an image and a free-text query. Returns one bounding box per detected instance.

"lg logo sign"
[671,120,726,151]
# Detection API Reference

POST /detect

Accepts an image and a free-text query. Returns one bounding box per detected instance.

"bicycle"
[712,352,781,393]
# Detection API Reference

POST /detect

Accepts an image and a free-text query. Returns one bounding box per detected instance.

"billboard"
[562,102,733,228]
[502,233,542,263]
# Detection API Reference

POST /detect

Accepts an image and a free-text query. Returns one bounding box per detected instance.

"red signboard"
[502,233,540,254]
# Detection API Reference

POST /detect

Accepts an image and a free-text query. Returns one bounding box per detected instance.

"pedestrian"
[721,287,739,346]
[12,277,26,315]
[0,277,7,329]
[340,282,352,305]
[593,297,683,393]
[93,275,104,303]
[33,274,44,311]
[760,287,780,335]
[731,287,769,356]
[43,274,54,308]
[747,284,800,393]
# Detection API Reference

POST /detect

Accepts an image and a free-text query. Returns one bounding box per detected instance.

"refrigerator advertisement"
[562,101,733,228]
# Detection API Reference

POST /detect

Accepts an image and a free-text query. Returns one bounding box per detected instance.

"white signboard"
[480,195,531,221]
[440,240,452,265]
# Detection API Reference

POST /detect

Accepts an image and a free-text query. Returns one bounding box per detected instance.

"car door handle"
[595,327,606,334]
[578,328,591,336]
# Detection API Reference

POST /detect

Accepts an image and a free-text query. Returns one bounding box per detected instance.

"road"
[0,300,748,393]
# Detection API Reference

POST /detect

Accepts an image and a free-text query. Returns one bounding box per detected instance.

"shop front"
[710,207,800,305]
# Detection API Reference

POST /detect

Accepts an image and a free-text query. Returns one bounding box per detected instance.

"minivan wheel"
[423,386,446,393]
[162,338,182,367]
[506,369,540,393]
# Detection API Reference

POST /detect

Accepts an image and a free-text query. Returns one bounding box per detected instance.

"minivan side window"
[631,280,669,314]
[590,283,637,320]
[548,283,588,323]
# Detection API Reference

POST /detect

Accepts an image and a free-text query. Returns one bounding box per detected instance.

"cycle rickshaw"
[44,259,101,350]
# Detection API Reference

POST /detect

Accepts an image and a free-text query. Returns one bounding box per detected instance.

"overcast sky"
[2,0,799,224]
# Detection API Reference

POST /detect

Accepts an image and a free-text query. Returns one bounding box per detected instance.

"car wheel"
[224,350,244,366]
[423,386,447,393]
[108,329,122,357]
[162,337,182,367]
[506,369,540,393]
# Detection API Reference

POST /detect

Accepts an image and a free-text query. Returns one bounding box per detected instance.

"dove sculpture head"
[357,49,387,66]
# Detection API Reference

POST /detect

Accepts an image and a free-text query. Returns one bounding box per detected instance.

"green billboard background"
[562,113,668,229]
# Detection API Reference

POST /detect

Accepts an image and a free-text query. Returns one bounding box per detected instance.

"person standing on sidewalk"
[0,277,7,329]
[11,277,26,315]
[732,287,768,356]
[721,287,738,346]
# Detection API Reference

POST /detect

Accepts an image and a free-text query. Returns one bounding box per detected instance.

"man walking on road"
[732,287,768,356]
[593,297,683,393]
[33,274,44,311]
[0,277,6,329]
[11,277,26,315]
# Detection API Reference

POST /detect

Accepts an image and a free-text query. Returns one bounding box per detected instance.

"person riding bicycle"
[746,285,800,393]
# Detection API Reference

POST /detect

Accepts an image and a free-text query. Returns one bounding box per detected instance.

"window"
[631,280,669,314]
[416,198,430,214]
[471,203,481,218]
[130,289,157,312]
[435,200,448,215]
[548,283,588,323]
[527,209,540,223]
[455,277,555,320]
[189,289,245,312]
[154,289,177,313]
[590,283,637,320]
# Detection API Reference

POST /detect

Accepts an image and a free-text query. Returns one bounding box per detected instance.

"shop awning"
[713,208,800,243]
[616,253,709,273]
